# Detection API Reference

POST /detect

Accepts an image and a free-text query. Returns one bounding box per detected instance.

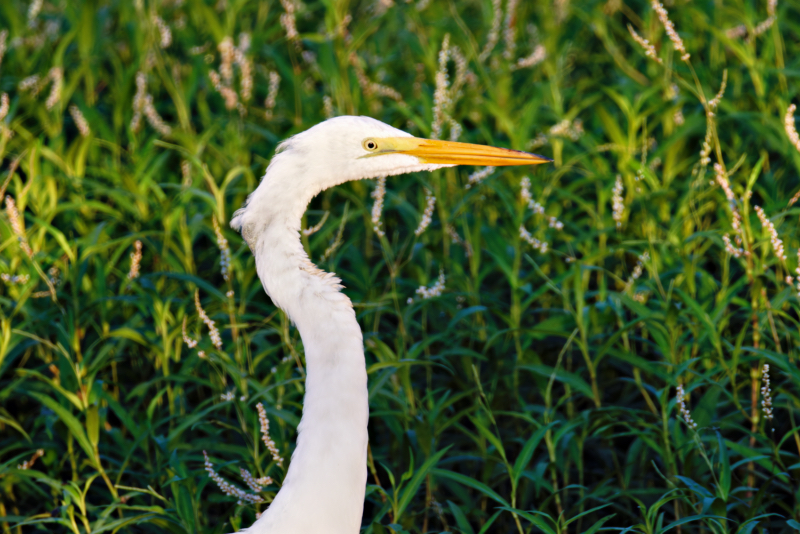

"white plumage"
[230,116,549,533]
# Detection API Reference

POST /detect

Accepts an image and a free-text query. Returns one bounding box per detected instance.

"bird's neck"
[246,197,369,534]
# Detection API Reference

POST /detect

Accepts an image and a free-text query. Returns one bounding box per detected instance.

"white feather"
[232,116,449,533]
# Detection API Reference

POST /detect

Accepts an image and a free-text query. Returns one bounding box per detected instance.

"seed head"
[181,160,191,186]
[19,75,43,97]
[323,95,334,119]
[240,468,271,493]
[503,0,519,60]
[69,105,91,137]
[209,70,239,110]
[788,189,800,207]
[676,384,697,430]
[549,118,583,140]
[203,451,264,505]
[754,205,786,262]
[651,1,690,61]
[446,225,473,257]
[722,234,745,258]
[265,71,281,120]
[409,269,446,303]
[414,188,436,236]
[796,249,800,295]
[1,273,30,285]
[519,225,548,253]
[371,176,387,238]
[479,0,502,61]
[785,104,800,153]
[182,316,198,349]
[0,93,8,122]
[28,0,43,27]
[726,25,747,39]
[350,53,402,103]
[302,211,329,236]
[218,37,235,84]
[127,240,142,280]
[194,290,222,350]
[751,15,776,38]
[5,196,33,257]
[279,0,301,46]
[513,44,546,69]
[432,35,452,140]
[235,44,253,102]
[45,67,63,110]
[130,72,147,132]
[707,71,727,111]
[625,251,649,291]
[213,217,232,281]
[17,449,44,470]
[612,175,624,229]
[143,95,171,135]
[153,15,172,48]
[0,30,7,72]
[760,364,773,423]
[628,25,662,63]
[257,402,284,466]
[465,166,494,189]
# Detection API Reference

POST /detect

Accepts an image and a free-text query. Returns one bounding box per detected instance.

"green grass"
[1,0,799,532]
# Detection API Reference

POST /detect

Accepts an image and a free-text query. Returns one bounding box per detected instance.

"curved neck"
[245,194,369,534]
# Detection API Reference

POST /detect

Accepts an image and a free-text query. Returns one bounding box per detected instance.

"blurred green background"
[0,0,799,532]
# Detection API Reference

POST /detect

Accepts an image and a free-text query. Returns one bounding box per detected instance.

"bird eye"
[362,138,378,151]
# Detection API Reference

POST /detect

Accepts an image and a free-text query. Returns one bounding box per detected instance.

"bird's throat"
[244,219,369,534]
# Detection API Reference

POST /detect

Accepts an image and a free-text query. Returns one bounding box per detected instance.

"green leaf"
[86,405,99,450]
[512,422,556,487]
[519,364,594,400]
[662,514,729,532]
[725,440,790,483]
[469,415,508,463]
[396,446,450,519]
[736,515,783,534]
[89,513,161,533]
[367,359,437,374]
[693,385,721,429]
[447,500,475,534]
[477,511,502,534]
[564,504,613,527]
[432,468,510,508]
[16,369,84,411]
[499,507,557,534]
[0,413,30,442]
[174,483,196,532]
[673,289,721,355]
[675,476,712,499]
[715,430,730,502]
[27,391,96,467]
[581,514,616,534]
[105,328,148,346]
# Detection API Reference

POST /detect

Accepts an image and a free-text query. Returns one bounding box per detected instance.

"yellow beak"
[363,137,552,166]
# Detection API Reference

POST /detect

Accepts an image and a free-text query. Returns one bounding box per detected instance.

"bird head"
[231,116,551,244]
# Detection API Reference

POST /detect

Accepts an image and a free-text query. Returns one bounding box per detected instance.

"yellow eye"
[362,138,378,151]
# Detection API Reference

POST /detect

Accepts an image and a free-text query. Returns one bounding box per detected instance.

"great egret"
[230,116,550,533]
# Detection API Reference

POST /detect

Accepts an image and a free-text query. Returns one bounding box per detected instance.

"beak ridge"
[372,137,552,166]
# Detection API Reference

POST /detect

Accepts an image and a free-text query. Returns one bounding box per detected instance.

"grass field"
[1,0,799,532]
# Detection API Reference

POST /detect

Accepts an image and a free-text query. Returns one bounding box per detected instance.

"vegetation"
[1,0,799,532]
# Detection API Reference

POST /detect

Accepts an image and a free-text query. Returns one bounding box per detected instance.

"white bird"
[230,116,550,534]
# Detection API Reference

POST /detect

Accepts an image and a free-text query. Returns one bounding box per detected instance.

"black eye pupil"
[368,142,375,149]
